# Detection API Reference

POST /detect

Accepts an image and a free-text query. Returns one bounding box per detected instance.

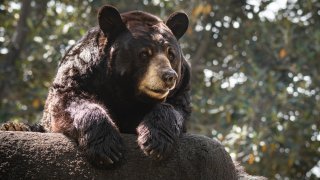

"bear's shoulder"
[52,27,106,87]
[59,27,102,67]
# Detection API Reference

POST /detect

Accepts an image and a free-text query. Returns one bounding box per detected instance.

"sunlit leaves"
[248,154,255,165]
[192,4,212,18]
[188,0,319,179]
[279,48,287,59]
[32,99,41,109]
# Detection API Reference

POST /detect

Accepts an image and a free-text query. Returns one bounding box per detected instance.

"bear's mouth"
[143,87,170,99]
[147,87,169,94]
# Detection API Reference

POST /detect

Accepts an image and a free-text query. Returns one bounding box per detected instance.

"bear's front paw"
[137,124,177,160]
[0,122,31,131]
[82,128,125,169]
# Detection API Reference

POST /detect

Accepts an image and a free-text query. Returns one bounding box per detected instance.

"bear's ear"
[98,5,126,37]
[166,12,189,40]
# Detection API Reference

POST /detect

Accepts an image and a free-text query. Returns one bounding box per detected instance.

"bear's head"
[98,5,189,102]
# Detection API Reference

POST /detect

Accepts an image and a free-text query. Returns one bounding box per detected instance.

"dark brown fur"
[40,5,191,168]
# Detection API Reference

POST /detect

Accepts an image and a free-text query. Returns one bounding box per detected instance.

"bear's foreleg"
[137,103,183,160]
[52,96,125,168]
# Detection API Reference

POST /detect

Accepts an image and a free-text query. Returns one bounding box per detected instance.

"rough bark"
[0,131,266,180]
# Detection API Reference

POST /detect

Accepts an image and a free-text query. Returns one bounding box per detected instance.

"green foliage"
[0,0,319,179]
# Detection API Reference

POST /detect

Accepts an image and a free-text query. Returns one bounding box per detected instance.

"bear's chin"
[137,87,170,103]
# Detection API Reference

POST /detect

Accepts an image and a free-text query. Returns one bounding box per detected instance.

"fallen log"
[0,131,266,180]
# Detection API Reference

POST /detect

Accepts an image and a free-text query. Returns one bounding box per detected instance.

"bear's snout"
[161,69,177,89]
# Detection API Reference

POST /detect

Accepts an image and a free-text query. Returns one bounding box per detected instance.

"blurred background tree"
[0,0,319,179]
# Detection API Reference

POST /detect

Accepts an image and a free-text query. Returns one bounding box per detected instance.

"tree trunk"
[0,0,31,100]
[0,0,48,100]
[0,131,266,180]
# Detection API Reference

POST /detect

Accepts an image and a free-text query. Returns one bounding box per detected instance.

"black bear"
[2,5,191,168]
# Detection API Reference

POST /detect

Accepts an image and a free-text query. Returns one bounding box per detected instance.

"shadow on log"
[0,131,266,180]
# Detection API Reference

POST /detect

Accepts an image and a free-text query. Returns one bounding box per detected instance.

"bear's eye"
[139,49,151,59]
[167,48,175,61]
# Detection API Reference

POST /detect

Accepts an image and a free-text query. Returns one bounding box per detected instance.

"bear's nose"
[162,69,178,88]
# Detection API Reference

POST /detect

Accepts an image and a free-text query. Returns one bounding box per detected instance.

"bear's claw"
[137,127,176,160]
[0,122,31,131]
[85,130,125,168]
